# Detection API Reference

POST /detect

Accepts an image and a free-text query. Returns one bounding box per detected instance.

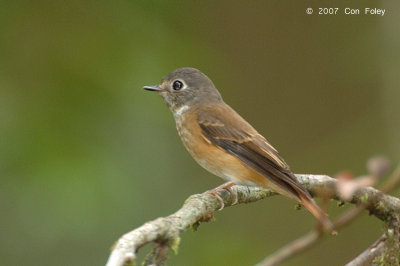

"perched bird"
[144,67,332,230]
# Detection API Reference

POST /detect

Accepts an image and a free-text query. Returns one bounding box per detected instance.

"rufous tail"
[299,193,333,232]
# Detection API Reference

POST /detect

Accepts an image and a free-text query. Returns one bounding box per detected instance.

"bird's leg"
[205,181,238,210]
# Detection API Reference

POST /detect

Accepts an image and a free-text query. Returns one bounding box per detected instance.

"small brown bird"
[144,67,332,230]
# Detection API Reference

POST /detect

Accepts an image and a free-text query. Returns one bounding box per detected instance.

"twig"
[380,164,400,193]
[345,235,387,266]
[254,230,320,266]
[106,173,400,266]
[256,205,365,266]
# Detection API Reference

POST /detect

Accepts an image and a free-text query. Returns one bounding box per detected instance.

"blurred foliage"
[0,1,399,265]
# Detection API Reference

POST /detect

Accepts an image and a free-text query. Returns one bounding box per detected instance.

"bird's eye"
[172,80,183,91]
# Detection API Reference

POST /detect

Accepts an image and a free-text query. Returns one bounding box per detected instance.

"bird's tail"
[298,192,333,232]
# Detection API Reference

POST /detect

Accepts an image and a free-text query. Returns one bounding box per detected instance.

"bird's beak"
[143,85,164,92]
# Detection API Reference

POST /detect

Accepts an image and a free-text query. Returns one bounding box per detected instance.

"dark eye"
[172,80,183,91]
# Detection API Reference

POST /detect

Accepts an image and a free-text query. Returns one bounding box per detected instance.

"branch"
[296,174,400,222]
[106,185,276,266]
[106,173,400,266]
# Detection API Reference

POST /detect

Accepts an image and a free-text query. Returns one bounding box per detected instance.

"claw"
[205,182,237,210]
[224,184,238,205]
[211,192,225,211]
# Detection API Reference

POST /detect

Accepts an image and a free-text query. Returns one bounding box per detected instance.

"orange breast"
[175,110,269,187]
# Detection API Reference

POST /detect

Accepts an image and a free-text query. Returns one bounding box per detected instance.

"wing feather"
[198,105,310,198]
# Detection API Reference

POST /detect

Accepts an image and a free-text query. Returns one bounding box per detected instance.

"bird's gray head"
[143,67,223,115]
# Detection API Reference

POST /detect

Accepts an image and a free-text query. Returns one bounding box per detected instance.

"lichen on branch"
[106,173,400,266]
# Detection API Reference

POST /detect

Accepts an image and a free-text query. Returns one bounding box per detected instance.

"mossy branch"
[106,173,400,266]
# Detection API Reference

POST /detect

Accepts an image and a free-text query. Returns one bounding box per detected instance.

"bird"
[143,67,332,230]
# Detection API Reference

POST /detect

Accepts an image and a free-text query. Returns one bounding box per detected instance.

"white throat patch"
[174,105,189,117]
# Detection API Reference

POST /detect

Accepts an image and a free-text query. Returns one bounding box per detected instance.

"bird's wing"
[197,104,310,199]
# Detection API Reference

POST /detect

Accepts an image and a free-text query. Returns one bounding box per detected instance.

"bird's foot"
[205,182,237,210]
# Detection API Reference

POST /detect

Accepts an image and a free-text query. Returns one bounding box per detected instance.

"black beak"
[143,85,163,92]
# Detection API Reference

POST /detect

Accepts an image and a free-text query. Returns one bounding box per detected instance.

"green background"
[1,1,399,265]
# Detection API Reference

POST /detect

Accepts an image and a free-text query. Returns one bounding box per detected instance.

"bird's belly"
[193,149,256,185]
[177,119,266,187]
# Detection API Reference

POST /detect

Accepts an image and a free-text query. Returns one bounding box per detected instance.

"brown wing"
[197,104,310,200]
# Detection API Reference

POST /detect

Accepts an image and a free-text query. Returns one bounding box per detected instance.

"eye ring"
[172,80,184,91]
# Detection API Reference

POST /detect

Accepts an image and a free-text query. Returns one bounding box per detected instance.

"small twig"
[345,235,387,266]
[380,164,400,193]
[256,205,365,266]
[255,231,320,266]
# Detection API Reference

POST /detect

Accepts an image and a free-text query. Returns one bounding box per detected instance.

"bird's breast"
[175,111,267,187]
